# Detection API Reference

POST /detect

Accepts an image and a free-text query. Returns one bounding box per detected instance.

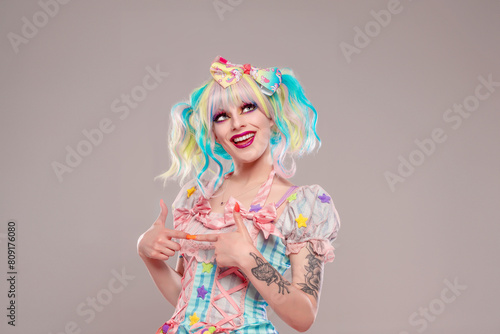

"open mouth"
[231,131,255,148]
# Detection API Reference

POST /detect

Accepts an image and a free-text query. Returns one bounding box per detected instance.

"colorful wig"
[155,68,321,194]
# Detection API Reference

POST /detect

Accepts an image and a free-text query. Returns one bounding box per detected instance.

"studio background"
[1,1,499,333]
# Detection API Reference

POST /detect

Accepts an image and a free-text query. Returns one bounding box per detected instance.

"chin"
[232,149,269,165]
[232,155,260,164]
[222,139,271,165]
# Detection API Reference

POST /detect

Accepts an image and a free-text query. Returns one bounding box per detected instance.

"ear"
[269,117,275,128]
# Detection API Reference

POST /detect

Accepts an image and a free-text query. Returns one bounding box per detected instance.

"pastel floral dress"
[156,170,340,334]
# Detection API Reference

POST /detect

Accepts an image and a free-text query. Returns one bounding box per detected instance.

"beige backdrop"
[1,0,499,333]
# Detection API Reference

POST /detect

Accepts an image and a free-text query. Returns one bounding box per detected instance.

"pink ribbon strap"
[191,322,234,334]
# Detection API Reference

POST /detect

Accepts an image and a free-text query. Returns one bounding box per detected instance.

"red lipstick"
[231,131,255,148]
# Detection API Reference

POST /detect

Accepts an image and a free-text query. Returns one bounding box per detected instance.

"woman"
[138,56,341,333]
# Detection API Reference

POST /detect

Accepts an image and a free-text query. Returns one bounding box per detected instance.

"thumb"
[233,203,249,235]
[155,199,169,225]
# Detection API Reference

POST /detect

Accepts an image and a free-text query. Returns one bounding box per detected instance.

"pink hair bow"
[209,55,282,96]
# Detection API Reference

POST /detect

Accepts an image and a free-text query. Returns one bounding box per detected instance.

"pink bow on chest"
[173,197,211,229]
[173,196,283,239]
[224,197,283,239]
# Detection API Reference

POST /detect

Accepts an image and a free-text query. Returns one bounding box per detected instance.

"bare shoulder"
[268,175,296,203]
[274,174,295,190]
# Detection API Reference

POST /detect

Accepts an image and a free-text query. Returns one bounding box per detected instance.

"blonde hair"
[155,68,320,193]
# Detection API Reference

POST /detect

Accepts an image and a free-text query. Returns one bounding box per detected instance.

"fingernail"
[186,234,197,240]
[234,202,240,212]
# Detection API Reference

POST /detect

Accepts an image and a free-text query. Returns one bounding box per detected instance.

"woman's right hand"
[137,199,188,261]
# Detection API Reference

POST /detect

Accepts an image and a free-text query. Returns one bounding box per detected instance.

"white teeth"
[233,133,255,143]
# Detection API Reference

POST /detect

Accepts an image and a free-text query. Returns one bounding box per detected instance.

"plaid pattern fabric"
[165,170,340,333]
[176,233,285,333]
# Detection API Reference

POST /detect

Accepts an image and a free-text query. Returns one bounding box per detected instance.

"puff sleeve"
[171,179,202,230]
[276,184,341,263]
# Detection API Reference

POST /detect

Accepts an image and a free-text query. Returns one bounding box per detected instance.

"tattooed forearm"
[249,252,291,295]
[297,243,323,299]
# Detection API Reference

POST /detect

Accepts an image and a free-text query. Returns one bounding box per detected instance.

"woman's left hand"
[195,203,257,268]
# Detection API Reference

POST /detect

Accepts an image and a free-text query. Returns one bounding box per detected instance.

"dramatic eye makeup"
[212,111,229,123]
[241,102,257,113]
[212,102,257,123]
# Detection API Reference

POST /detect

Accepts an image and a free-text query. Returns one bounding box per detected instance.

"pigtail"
[155,81,226,195]
[156,67,321,191]
[155,102,203,186]
[268,69,321,178]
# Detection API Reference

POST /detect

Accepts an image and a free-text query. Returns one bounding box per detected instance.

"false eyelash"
[212,111,228,122]
[241,102,257,110]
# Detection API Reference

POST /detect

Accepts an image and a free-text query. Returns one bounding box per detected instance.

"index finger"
[232,203,249,234]
[186,234,218,242]
[166,230,189,239]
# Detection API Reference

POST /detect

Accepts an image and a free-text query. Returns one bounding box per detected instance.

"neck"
[231,149,273,185]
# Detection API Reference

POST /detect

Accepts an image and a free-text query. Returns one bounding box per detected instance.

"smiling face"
[212,101,274,165]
